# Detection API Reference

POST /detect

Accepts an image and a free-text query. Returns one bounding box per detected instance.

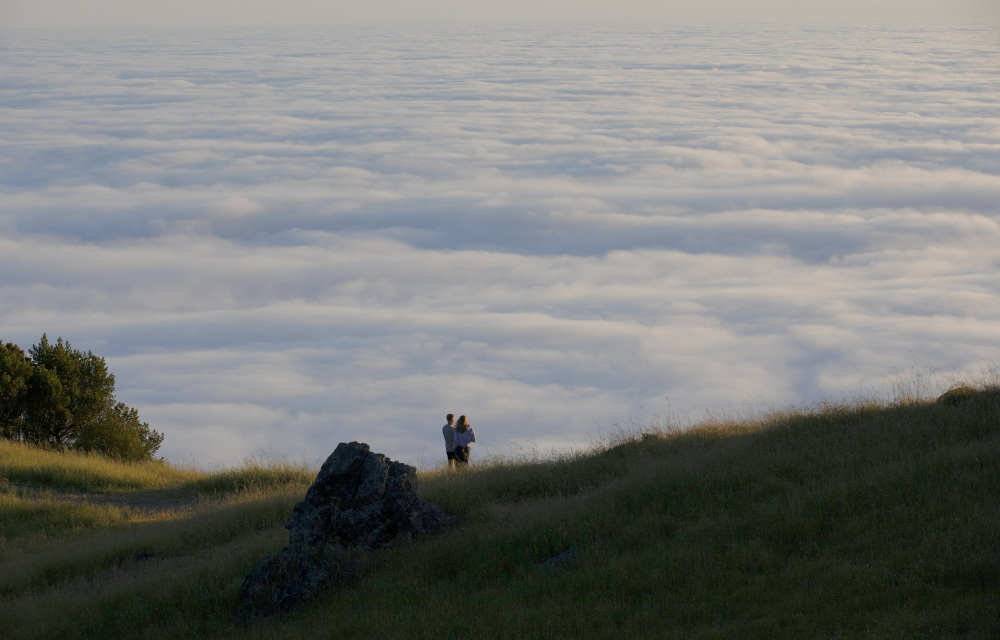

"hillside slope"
[1,389,998,639]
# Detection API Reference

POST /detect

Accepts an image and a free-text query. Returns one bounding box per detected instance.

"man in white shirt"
[442,413,456,468]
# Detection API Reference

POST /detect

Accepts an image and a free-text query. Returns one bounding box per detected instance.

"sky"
[1,19,999,467]
[1,0,997,29]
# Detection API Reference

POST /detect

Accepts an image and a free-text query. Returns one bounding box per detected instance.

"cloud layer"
[1,23,999,465]
[3,0,997,29]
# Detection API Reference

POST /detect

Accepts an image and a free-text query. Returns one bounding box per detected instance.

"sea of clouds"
[1,23,998,466]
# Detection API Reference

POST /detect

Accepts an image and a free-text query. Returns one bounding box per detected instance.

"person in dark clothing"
[442,413,456,468]
[452,415,476,467]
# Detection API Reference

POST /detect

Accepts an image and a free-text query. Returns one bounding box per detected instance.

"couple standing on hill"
[442,413,476,468]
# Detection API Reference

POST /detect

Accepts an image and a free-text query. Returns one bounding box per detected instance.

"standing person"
[453,415,476,467]
[442,414,456,469]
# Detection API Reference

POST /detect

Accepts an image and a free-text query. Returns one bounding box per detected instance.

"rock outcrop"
[936,386,1000,406]
[238,441,448,618]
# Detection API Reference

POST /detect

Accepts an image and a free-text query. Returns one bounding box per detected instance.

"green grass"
[1,384,999,639]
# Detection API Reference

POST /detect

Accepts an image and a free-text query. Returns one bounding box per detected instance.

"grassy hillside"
[1,387,998,639]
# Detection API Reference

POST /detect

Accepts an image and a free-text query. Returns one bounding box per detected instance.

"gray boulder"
[238,441,449,618]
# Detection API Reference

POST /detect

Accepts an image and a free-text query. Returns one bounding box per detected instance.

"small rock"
[536,549,578,570]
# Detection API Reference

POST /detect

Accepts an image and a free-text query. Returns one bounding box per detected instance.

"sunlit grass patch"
[186,455,314,494]
[0,492,134,542]
[0,440,200,492]
[0,441,316,496]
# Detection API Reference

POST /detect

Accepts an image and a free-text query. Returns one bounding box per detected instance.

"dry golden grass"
[0,440,201,492]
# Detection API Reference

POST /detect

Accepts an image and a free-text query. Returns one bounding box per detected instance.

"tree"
[75,402,164,462]
[27,335,115,446]
[0,342,32,439]
[23,364,72,445]
[0,334,163,461]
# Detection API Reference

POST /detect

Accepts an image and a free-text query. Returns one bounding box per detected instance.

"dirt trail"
[74,492,200,512]
[19,487,202,513]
